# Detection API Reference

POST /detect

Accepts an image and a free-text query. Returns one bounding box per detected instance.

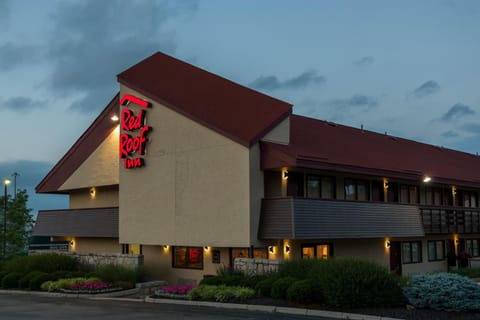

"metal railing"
[420,205,480,234]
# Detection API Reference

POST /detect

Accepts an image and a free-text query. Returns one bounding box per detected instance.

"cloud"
[0,96,48,112]
[328,94,379,110]
[0,42,41,72]
[354,56,374,67]
[47,0,198,112]
[411,80,441,99]
[442,130,459,138]
[249,70,326,91]
[441,103,475,122]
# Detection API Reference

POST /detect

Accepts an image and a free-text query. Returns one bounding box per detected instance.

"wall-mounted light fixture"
[89,187,96,199]
[70,239,75,247]
[385,240,391,248]
[268,246,275,254]
[163,245,169,251]
[452,186,457,196]
[285,245,290,254]
[282,170,289,180]
[423,176,432,183]
[383,179,389,189]
[204,246,210,252]
[111,115,119,122]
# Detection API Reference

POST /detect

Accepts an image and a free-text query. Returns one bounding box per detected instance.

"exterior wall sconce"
[111,115,119,122]
[204,246,210,251]
[452,186,457,196]
[385,240,391,248]
[268,246,275,254]
[89,187,96,199]
[163,245,169,251]
[423,176,432,183]
[383,179,389,189]
[285,245,290,253]
[70,239,75,248]
[282,170,288,180]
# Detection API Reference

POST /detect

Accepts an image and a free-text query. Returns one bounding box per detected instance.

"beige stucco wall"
[53,236,121,254]
[142,245,230,284]
[249,143,267,246]
[119,86,251,247]
[59,127,119,191]
[260,116,289,145]
[69,185,119,209]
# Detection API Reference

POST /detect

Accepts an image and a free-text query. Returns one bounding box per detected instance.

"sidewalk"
[0,289,403,320]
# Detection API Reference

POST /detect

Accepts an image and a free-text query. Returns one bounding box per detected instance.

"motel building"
[33,52,480,284]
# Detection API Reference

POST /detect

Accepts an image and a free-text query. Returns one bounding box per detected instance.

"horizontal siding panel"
[294,199,424,239]
[33,207,118,238]
[259,198,293,239]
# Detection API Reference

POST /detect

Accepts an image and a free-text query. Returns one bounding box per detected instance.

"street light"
[3,178,11,257]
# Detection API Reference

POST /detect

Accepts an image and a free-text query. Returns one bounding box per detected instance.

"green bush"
[200,273,267,288]
[403,273,480,311]
[1,254,78,275]
[254,277,277,297]
[450,267,480,279]
[51,271,70,280]
[18,271,44,289]
[309,258,404,307]
[41,277,101,292]
[29,272,52,290]
[199,276,224,286]
[271,277,297,299]
[93,264,144,286]
[286,279,314,303]
[279,259,321,279]
[243,275,269,289]
[188,285,254,302]
[1,272,22,289]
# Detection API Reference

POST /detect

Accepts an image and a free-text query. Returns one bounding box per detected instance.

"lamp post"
[3,178,11,257]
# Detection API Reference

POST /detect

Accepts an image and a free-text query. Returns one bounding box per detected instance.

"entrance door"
[389,241,402,275]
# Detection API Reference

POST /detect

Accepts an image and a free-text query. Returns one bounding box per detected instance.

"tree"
[0,189,34,259]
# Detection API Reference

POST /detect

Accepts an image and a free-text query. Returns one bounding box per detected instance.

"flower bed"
[59,280,121,294]
[155,284,196,299]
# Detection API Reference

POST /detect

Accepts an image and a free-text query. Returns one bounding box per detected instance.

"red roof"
[117,52,292,147]
[262,115,480,187]
[36,94,119,193]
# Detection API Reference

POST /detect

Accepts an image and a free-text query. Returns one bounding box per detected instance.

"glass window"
[402,241,422,264]
[173,247,203,269]
[345,179,356,200]
[466,240,480,257]
[428,240,445,261]
[307,176,320,198]
[345,179,369,201]
[253,248,268,259]
[301,244,332,260]
[232,248,249,260]
[357,181,368,201]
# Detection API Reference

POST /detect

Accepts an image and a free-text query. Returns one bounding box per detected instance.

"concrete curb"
[0,290,404,320]
[144,297,404,320]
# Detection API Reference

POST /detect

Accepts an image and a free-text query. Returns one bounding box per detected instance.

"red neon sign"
[120,94,151,169]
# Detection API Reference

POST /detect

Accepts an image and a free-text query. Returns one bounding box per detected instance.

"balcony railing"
[420,206,480,234]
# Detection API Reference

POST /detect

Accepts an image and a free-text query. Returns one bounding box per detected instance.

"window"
[301,244,332,259]
[466,239,480,257]
[400,185,418,204]
[307,175,334,199]
[253,248,268,259]
[425,187,445,206]
[371,180,384,202]
[460,190,478,208]
[428,240,445,261]
[173,246,203,269]
[287,172,304,197]
[121,244,142,254]
[344,179,369,201]
[387,182,398,203]
[402,241,422,264]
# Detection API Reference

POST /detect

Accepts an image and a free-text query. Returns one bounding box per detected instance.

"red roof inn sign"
[119,94,151,169]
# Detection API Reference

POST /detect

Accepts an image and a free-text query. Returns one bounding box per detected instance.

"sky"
[1,0,480,216]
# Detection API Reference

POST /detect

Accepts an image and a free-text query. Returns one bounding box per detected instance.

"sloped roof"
[36,94,119,193]
[117,52,292,147]
[262,115,480,188]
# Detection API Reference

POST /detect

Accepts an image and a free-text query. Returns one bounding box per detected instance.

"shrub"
[1,272,22,289]
[29,272,52,290]
[271,277,297,299]
[1,254,78,275]
[188,285,254,302]
[255,277,277,297]
[403,273,480,311]
[450,267,480,279]
[50,271,70,281]
[243,275,269,289]
[93,264,143,286]
[279,259,321,279]
[19,271,44,289]
[41,277,100,292]
[199,276,224,286]
[309,258,404,308]
[287,279,314,303]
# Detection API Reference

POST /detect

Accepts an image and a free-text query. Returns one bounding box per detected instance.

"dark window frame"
[300,243,333,259]
[427,240,445,261]
[399,184,419,204]
[466,239,480,257]
[344,178,370,201]
[172,246,204,269]
[306,174,335,199]
[402,241,422,264]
